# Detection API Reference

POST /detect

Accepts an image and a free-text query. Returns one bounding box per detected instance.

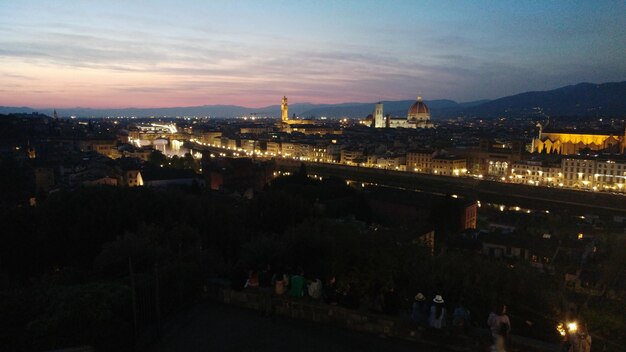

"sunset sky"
[1,0,625,108]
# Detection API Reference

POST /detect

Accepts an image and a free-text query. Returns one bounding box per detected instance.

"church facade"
[532,123,626,155]
[372,96,434,129]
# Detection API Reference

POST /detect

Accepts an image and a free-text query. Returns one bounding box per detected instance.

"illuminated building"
[27,147,36,159]
[320,143,341,162]
[280,141,296,157]
[432,155,467,176]
[123,170,144,187]
[562,156,626,192]
[281,96,289,122]
[293,142,315,159]
[362,114,374,127]
[363,154,378,167]
[373,97,434,129]
[340,148,365,165]
[374,102,385,128]
[283,124,341,135]
[76,138,120,159]
[510,160,562,186]
[266,141,281,156]
[239,126,273,134]
[312,146,328,162]
[220,137,238,149]
[196,131,222,144]
[532,123,626,155]
[594,162,626,190]
[407,149,435,173]
[277,96,336,134]
[453,138,523,177]
[273,141,320,160]
[406,96,434,128]
[241,139,261,154]
[127,123,191,155]
[406,150,466,176]
[511,156,626,193]
[279,96,316,126]
[120,146,152,161]
[460,200,478,230]
[374,154,406,170]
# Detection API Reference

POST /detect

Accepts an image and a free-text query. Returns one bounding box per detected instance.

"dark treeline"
[1,174,568,351]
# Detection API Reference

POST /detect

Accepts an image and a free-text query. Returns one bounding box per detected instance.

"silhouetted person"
[288,268,306,297]
[411,292,428,326]
[487,303,511,352]
[323,276,339,305]
[341,283,360,310]
[383,286,400,315]
[453,299,471,332]
[568,322,592,352]
[429,295,446,329]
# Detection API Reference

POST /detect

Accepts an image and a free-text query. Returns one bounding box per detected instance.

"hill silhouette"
[2,81,624,119]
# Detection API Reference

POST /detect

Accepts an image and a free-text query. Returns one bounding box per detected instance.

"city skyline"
[1,1,625,108]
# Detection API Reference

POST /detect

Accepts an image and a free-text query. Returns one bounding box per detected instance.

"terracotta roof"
[408,96,430,116]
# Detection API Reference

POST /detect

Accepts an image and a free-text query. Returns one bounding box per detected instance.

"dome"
[408,96,429,116]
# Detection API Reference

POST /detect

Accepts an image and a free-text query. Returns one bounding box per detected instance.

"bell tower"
[374,102,384,128]
[281,96,289,122]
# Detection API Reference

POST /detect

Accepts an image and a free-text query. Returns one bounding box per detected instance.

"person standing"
[487,303,511,352]
[323,275,339,305]
[429,295,446,329]
[452,299,471,332]
[383,286,400,315]
[568,323,592,352]
[258,265,273,316]
[411,292,428,326]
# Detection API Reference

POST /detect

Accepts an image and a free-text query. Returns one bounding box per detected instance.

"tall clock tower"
[281,96,289,122]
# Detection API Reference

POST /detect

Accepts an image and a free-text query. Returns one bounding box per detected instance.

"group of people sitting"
[239,267,474,329]
[238,267,358,307]
[236,269,593,352]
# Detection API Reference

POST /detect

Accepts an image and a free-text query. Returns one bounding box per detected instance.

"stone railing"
[209,286,557,352]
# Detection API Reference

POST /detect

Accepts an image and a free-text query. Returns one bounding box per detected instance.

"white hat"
[433,295,444,303]
[414,293,425,301]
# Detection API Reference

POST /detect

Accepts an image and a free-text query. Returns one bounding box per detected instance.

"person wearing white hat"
[429,295,446,329]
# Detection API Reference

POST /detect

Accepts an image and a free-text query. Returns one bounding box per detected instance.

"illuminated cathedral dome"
[408,96,429,119]
[372,95,434,129]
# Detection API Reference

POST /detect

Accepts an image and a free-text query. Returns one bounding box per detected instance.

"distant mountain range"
[454,81,626,118]
[2,81,625,119]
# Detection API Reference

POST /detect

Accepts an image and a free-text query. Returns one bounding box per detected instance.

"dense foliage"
[0,173,622,351]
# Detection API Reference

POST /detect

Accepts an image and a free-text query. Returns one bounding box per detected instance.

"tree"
[149,150,167,165]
